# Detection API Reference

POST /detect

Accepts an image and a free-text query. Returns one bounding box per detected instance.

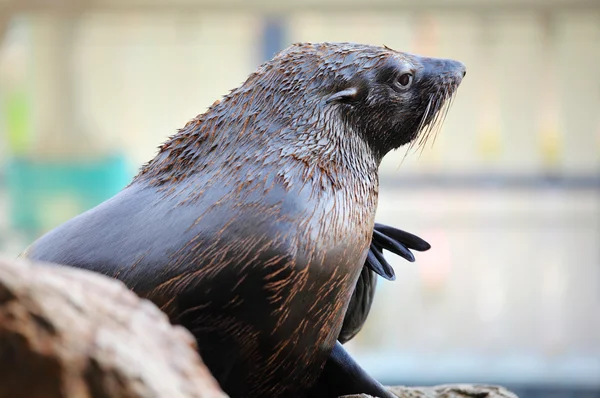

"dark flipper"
[373,229,415,263]
[338,266,376,344]
[339,222,431,344]
[366,223,431,281]
[373,222,431,252]
[307,341,396,398]
[365,247,395,281]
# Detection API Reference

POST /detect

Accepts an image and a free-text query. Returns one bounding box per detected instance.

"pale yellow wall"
[7,8,599,174]
[71,12,262,165]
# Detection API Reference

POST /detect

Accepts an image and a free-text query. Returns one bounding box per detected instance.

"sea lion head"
[267,42,466,161]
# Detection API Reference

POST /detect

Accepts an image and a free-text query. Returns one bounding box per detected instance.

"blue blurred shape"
[5,154,132,238]
[261,16,287,62]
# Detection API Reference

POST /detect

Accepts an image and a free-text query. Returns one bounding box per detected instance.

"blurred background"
[0,0,598,397]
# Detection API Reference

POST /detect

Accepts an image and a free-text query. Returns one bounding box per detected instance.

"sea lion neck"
[133,67,380,190]
[132,41,465,190]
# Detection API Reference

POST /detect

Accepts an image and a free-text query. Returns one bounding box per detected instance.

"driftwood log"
[0,256,517,398]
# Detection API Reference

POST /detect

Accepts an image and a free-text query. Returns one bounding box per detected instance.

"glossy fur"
[22,42,464,397]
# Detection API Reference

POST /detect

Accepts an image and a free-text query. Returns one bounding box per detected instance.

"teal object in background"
[5,154,133,239]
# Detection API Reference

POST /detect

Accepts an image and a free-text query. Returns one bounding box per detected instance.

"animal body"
[23,42,464,397]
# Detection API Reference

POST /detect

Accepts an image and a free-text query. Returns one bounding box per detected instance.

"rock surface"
[342,384,518,397]
[0,256,227,398]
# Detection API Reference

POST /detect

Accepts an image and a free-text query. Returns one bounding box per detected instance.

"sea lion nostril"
[462,70,467,77]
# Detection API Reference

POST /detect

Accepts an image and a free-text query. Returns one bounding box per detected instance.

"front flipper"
[320,224,430,396]
[307,341,395,398]
[339,224,431,344]
[338,266,376,344]
[366,223,431,281]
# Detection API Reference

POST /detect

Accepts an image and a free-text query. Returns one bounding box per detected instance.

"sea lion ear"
[326,87,359,104]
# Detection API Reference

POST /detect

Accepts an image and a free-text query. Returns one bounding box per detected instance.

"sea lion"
[22,42,464,397]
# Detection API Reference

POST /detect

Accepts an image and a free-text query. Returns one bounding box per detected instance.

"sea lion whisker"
[432,87,452,129]
[429,88,453,148]
[416,94,434,138]
[416,90,443,152]
[399,93,433,164]
[435,87,458,145]
[398,94,436,163]
[412,89,441,154]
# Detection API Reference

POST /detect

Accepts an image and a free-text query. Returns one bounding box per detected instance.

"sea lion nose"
[420,56,466,80]
[446,59,466,79]
[458,63,466,78]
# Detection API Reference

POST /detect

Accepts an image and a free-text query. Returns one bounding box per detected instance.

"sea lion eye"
[396,73,413,88]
